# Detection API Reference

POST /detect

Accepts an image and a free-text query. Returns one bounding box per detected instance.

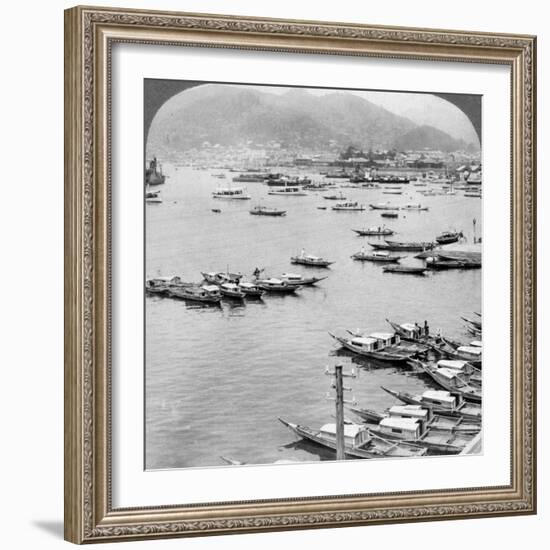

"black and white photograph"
[144,80,483,470]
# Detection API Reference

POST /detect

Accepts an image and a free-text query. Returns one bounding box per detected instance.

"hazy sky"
[234,84,479,146]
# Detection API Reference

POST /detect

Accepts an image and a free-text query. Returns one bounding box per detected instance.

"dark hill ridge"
[147,84,475,153]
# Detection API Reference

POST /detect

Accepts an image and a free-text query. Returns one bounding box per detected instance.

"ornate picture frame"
[64,5,536,544]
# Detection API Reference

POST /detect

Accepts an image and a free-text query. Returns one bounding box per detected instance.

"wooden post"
[473,217,477,244]
[334,365,345,460]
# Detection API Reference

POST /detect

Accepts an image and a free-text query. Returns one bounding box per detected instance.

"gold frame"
[64,5,537,544]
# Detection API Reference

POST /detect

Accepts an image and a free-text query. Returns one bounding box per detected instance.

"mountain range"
[147,85,478,153]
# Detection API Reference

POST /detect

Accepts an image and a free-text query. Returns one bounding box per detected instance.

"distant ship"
[145,157,165,186]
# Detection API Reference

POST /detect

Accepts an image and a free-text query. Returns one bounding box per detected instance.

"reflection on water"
[145,166,481,469]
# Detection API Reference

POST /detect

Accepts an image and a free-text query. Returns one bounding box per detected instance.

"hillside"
[147,84,474,153]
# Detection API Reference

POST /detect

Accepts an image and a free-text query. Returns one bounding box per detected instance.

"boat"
[352,226,394,236]
[279,273,327,286]
[384,319,443,347]
[332,201,366,211]
[219,282,245,299]
[325,171,351,179]
[278,419,426,459]
[212,173,227,179]
[429,257,481,269]
[461,316,482,330]
[249,205,287,216]
[145,189,162,203]
[401,203,429,211]
[383,266,427,275]
[212,187,251,200]
[232,173,266,183]
[464,191,482,198]
[369,175,410,184]
[435,231,464,245]
[145,275,187,295]
[201,271,243,285]
[168,284,222,304]
[238,282,266,298]
[145,157,165,186]
[329,332,414,363]
[369,203,399,211]
[316,206,327,210]
[323,192,346,200]
[370,240,436,252]
[255,278,299,293]
[290,253,333,267]
[381,212,398,219]
[211,208,221,213]
[437,344,483,365]
[351,250,403,263]
[412,360,482,402]
[267,186,307,196]
[381,387,482,422]
[349,405,479,454]
[382,190,403,195]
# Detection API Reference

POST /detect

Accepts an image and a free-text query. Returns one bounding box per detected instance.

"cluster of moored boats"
[277,315,483,459]
[146,258,332,304]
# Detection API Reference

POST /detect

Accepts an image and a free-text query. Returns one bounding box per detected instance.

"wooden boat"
[323,192,346,200]
[329,332,413,363]
[426,257,481,270]
[464,191,482,198]
[385,319,441,346]
[278,419,426,459]
[349,405,479,454]
[145,189,162,203]
[437,344,483,366]
[219,282,245,299]
[267,186,307,196]
[331,201,365,211]
[369,203,399,211]
[211,208,221,213]
[461,316,482,330]
[249,205,286,216]
[279,273,327,286]
[401,203,429,211]
[238,282,266,298]
[316,206,327,210]
[168,284,222,304]
[145,157,165,186]
[370,240,436,252]
[381,212,398,219]
[381,387,482,422]
[436,230,463,245]
[383,190,403,195]
[351,250,403,263]
[413,360,482,402]
[352,226,394,236]
[232,173,265,183]
[145,276,187,296]
[255,278,298,293]
[212,187,251,200]
[202,271,243,285]
[383,266,427,275]
[290,254,333,267]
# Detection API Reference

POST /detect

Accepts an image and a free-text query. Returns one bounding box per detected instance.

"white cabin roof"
[422,390,456,404]
[221,283,239,290]
[380,417,420,430]
[281,273,301,279]
[264,278,283,284]
[470,340,483,348]
[351,337,378,346]
[401,323,417,331]
[373,251,390,257]
[239,282,256,289]
[320,423,364,438]
[153,276,180,282]
[457,346,482,356]
[202,285,220,292]
[437,359,468,371]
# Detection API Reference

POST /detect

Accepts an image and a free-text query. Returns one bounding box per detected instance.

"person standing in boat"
[300,248,305,258]
[424,320,429,336]
[253,267,262,279]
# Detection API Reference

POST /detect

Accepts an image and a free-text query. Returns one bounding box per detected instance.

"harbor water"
[145,166,482,469]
